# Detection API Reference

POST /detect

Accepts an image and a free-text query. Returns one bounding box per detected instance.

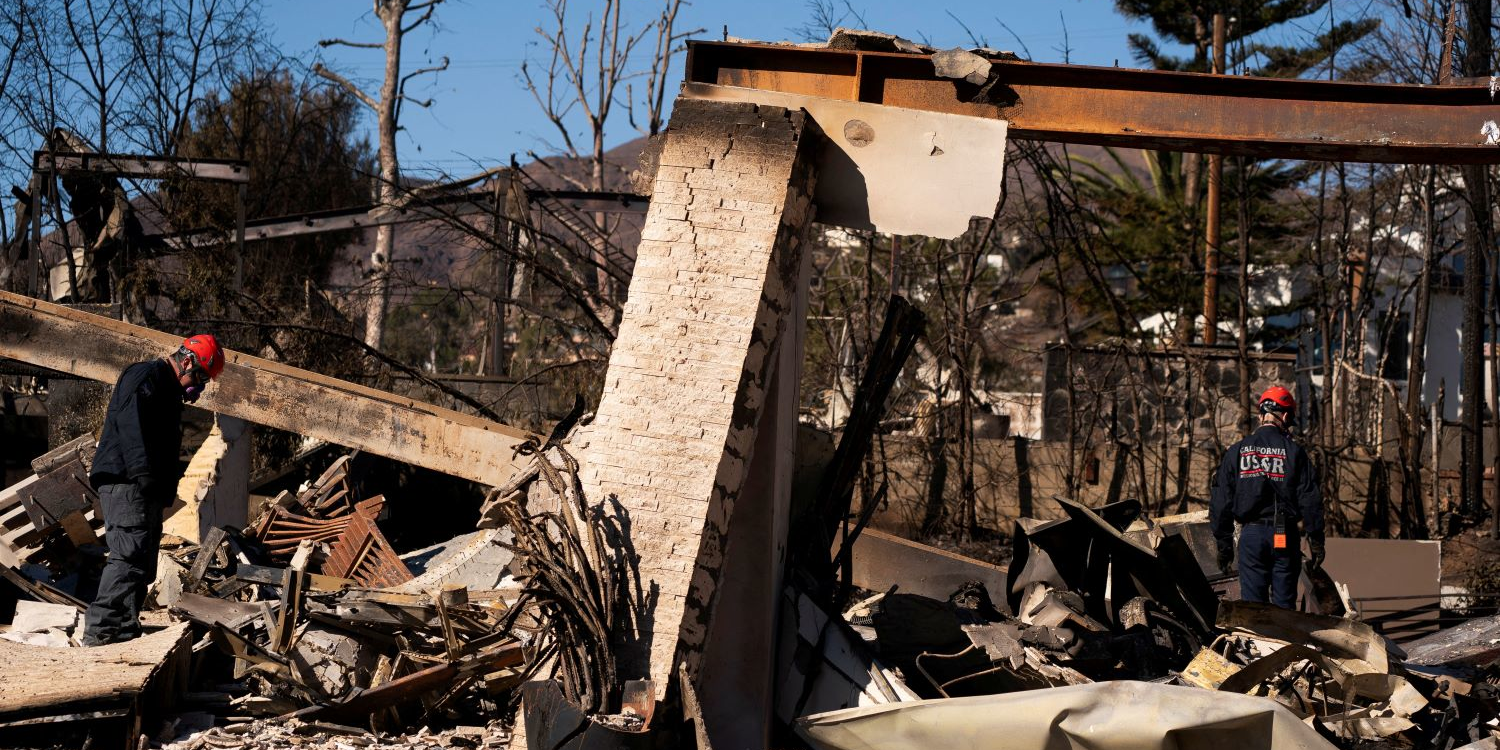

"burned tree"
[313,0,449,350]
[522,0,697,314]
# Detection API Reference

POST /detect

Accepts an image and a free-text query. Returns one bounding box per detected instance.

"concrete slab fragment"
[9,600,79,634]
[395,528,513,593]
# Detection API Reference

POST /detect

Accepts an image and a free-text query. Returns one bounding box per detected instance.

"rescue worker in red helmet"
[82,334,224,645]
[1209,385,1325,609]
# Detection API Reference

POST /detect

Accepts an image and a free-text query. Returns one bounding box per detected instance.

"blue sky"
[258,1,1161,177]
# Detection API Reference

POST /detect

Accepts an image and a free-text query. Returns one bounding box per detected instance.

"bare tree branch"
[311,62,378,111]
[319,38,384,49]
[399,2,439,35]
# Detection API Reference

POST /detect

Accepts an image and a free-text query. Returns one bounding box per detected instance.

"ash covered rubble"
[813,496,1500,750]
[8,389,1500,750]
[0,430,639,750]
[10,367,1500,750]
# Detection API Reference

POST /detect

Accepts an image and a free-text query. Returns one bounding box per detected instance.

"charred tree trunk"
[1237,156,1253,433]
[1460,0,1493,519]
[315,0,448,350]
[1403,165,1437,539]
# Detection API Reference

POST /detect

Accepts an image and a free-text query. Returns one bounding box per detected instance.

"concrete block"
[11,600,80,634]
[288,625,378,699]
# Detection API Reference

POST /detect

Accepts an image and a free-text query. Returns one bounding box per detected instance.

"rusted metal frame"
[684,40,1500,164]
[324,511,412,588]
[32,151,250,183]
[255,497,385,557]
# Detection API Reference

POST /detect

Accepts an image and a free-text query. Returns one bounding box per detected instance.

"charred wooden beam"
[0,291,539,487]
[32,151,249,183]
[154,188,647,249]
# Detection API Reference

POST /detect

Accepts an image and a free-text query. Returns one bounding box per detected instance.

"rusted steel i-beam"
[684,41,1500,164]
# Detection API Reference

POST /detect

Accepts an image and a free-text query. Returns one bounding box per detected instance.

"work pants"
[1238,522,1301,610]
[83,482,161,645]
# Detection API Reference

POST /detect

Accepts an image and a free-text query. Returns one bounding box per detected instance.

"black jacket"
[1210,424,1323,547]
[90,358,184,497]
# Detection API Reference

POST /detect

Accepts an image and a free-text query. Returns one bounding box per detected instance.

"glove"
[1307,536,1326,571]
[134,474,159,501]
[1216,544,1234,572]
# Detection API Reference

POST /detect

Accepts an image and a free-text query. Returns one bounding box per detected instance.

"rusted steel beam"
[685,41,1500,164]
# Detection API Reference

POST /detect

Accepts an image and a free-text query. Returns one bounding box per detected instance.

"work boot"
[80,632,113,647]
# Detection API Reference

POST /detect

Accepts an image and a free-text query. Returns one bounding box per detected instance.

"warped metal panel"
[797,681,1337,750]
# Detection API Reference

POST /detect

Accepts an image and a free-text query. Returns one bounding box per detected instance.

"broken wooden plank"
[186,526,228,591]
[0,622,190,718]
[0,567,87,611]
[0,291,539,487]
[29,434,95,475]
[35,151,249,183]
[434,586,464,662]
[301,456,354,515]
[57,511,96,548]
[15,467,92,532]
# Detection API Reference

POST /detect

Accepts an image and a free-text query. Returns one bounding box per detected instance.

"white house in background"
[1355,255,1471,421]
[1130,249,1473,421]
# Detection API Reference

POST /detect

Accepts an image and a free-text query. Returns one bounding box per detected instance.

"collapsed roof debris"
[797,501,1500,750]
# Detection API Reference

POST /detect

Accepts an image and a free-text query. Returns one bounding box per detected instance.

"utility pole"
[1202,13,1226,346]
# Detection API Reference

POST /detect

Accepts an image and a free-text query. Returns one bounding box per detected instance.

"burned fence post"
[1015,434,1035,519]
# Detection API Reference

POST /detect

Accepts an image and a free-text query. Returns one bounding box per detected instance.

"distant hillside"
[328,137,649,296]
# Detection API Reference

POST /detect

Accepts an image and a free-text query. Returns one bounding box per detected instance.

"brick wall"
[572,99,819,693]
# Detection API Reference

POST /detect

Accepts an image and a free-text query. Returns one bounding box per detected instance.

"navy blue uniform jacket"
[1210,424,1323,548]
[90,359,184,492]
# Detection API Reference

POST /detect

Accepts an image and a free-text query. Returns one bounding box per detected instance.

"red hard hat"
[1258,385,1295,414]
[181,334,225,380]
